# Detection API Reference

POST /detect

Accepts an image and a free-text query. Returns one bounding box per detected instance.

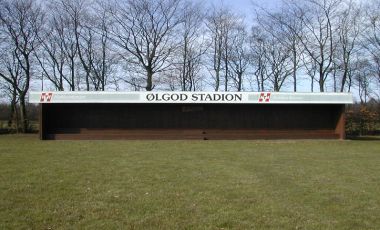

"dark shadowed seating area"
[40,103,345,140]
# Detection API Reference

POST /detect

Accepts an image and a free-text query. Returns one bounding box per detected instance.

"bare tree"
[362,0,380,97]
[290,0,342,92]
[352,59,373,103]
[0,0,44,132]
[205,6,223,91]
[36,0,115,91]
[285,7,305,92]
[335,0,362,92]
[250,27,269,91]
[176,1,206,91]
[53,0,108,91]
[110,0,182,91]
[63,0,93,91]
[253,10,295,91]
[0,49,21,131]
[35,6,67,91]
[251,2,305,92]
[205,5,238,91]
[220,10,239,91]
[74,1,114,91]
[49,2,79,91]
[302,54,318,92]
[266,37,293,91]
[228,25,250,91]
[88,2,116,91]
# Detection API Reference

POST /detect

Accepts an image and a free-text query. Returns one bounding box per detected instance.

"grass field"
[0,135,380,229]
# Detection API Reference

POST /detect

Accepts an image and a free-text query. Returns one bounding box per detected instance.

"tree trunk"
[319,65,324,92]
[12,103,20,133]
[333,73,337,92]
[19,95,28,133]
[224,34,228,92]
[311,76,314,92]
[215,71,220,91]
[293,48,297,92]
[256,76,260,91]
[236,72,242,91]
[224,60,228,91]
[319,80,324,92]
[274,78,279,92]
[146,69,153,91]
[340,70,347,92]
[9,90,19,132]
[182,41,188,91]
[71,58,75,91]
[85,73,90,91]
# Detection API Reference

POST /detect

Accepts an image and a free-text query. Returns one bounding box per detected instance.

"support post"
[39,103,45,140]
[335,105,346,140]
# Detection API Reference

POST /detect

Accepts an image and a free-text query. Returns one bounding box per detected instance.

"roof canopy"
[30,91,353,104]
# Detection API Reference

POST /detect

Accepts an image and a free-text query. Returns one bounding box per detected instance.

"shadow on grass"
[0,130,38,135]
[347,135,380,141]
[0,129,9,135]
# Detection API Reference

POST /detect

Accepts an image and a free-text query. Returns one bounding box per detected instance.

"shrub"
[346,102,379,136]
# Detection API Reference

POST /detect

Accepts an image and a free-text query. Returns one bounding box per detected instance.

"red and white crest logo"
[40,92,53,102]
[258,92,271,102]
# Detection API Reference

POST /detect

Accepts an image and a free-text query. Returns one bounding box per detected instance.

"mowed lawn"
[0,135,380,229]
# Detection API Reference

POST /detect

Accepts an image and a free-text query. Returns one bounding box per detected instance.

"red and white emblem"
[40,92,53,102]
[258,92,271,102]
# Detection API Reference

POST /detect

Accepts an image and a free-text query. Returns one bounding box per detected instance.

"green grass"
[1,135,380,229]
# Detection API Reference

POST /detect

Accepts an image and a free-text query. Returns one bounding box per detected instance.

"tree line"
[1,0,380,132]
